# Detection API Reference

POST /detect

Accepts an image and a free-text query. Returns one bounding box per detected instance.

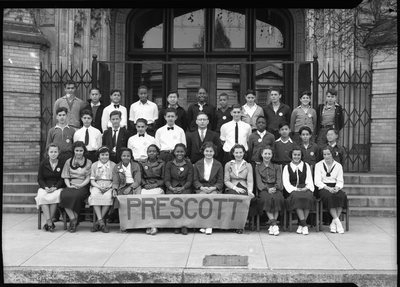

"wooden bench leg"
[38,207,42,230]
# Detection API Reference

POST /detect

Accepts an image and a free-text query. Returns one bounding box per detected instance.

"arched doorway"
[124,8,295,110]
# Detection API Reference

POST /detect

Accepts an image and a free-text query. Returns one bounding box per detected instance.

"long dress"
[35,159,65,208]
[88,160,116,206]
[59,157,92,215]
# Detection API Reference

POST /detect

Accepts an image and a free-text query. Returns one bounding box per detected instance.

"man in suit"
[102,110,131,163]
[186,112,222,164]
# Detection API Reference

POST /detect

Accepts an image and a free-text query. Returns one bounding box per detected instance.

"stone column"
[3,9,50,170]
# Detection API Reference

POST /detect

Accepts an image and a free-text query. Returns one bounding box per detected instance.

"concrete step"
[3,193,37,204]
[344,184,396,196]
[350,207,397,217]
[3,171,37,183]
[347,195,396,208]
[344,173,396,185]
[3,204,38,213]
[3,182,38,193]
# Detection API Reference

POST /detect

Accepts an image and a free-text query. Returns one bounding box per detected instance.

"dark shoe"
[181,227,188,235]
[43,223,49,231]
[69,219,78,233]
[235,229,244,234]
[48,223,56,232]
[174,228,181,234]
[101,224,109,233]
[91,222,100,232]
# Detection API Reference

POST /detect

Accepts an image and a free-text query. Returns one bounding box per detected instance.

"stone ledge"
[3,267,397,285]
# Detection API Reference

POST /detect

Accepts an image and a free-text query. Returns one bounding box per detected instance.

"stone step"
[3,193,37,204]
[344,184,396,196]
[2,182,38,193]
[344,173,396,185]
[347,195,396,208]
[349,207,397,217]
[3,171,37,183]
[2,204,38,213]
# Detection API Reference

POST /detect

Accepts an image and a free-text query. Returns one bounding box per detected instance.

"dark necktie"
[114,104,120,109]
[85,128,89,145]
[139,134,144,137]
[112,130,117,148]
[235,122,239,143]
[167,127,174,130]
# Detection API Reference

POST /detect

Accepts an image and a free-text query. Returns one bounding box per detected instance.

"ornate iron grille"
[40,63,92,161]
[318,63,372,172]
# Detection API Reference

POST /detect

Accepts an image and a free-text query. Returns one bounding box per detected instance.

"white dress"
[88,161,116,206]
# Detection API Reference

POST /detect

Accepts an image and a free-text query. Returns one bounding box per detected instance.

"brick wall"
[370,49,397,173]
[3,43,42,171]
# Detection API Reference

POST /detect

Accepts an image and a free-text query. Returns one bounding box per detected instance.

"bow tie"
[167,127,174,130]
[138,134,144,137]
[114,104,120,109]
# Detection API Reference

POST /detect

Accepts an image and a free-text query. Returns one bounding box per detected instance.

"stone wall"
[370,49,397,173]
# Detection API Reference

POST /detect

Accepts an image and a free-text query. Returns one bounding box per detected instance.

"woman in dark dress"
[165,143,194,235]
[35,143,65,232]
[60,141,92,233]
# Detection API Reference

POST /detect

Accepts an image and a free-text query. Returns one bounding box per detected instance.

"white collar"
[98,161,110,169]
[257,130,266,137]
[290,161,304,172]
[276,137,293,143]
[204,158,213,166]
[55,124,70,130]
[91,102,101,107]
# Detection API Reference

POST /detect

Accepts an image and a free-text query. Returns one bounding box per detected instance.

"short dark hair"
[256,115,266,123]
[219,93,229,99]
[258,145,275,162]
[229,144,246,160]
[147,144,160,155]
[173,143,187,156]
[72,141,88,155]
[326,127,339,135]
[196,112,209,120]
[45,143,60,158]
[231,103,242,110]
[138,85,148,92]
[56,107,68,115]
[136,118,148,126]
[270,87,281,94]
[65,80,76,86]
[165,107,177,115]
[278,121,289,130]
[326,88,337,96]
[288,145,304,161]
[245,89,255,96]
[200,141,218,156]
[168,90,180,98]
[198,87,207,93]
[301,90,312,97]
[118,147,133,161]
[90,87,101,94]
[81,109,93,118]
[110,110,122,119]
[299,126,312,135]
[96,146,110,158]
[110,89,122,96]
[321,145,335,156]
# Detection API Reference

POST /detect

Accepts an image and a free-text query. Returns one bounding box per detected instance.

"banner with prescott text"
[117,194,251,231]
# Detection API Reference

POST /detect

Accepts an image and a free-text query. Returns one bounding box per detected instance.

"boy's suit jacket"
[193,159,223,193]
[187,129,222,164]
[102,127,131,156]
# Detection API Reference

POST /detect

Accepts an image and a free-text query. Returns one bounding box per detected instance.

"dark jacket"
[186,129,222,164]
[82,99,105,133]
[315,102,344,136]
[37,159,66,189]
[164,159,194,193]
[102,127,131,156]
[193,159,224,192]
[263,103,292,133]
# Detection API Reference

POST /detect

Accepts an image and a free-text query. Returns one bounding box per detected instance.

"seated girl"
[282,146,315,235]
[35,143,65,232]
[224,143,255,234]
[254,146,285,236]
[88,146,116,233]
[193,141,224,235]
[165,143,194,235]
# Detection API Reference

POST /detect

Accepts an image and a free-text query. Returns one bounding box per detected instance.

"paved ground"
[2,213,397,285]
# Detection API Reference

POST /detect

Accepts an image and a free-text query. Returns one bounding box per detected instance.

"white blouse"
[122,162,134,184]
[204,159,213,181]
[282,161,315,194]
[314,160,344,190]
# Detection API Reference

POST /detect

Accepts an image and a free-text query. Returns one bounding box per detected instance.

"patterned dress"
[88,160,116,206]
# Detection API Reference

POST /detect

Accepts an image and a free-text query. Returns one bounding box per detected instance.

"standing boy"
[186,112,221,164]
[241,89,264,132]
[102,110,131,163]
[155,108,187,163]
[273,122,295,167]
[127,118,156,162]
[73,109,102,163]
[157,91,187,131]
[101,89,128,132]
[215,93,233,134]
[318,128,346,165]
[247,116,275,165]
[187,87,216,132]
[129,85,158,136]
[315,88,344,147]
[290,90,317,144]
[53,80,86,130]
[220,104,252,166]
[82,87,105,133]
[263,88,291,140]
